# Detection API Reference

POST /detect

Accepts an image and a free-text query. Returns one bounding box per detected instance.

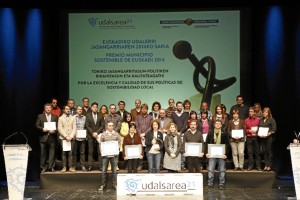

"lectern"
[288,143,300,200]
[2,132,32,200]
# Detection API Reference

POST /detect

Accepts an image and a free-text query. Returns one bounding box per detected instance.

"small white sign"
[185,143,202,156]
[208,144,225,158]
[101,141,119,156]
[232,129,244,138]
[258,127,269,137]
[44,122,56,131]
[76,130,86,139]
[62,140,71,151]
[125,144,142,159]
[251,126,258,132]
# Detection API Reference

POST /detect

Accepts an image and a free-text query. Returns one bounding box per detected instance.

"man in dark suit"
[35,103,58,173]
[85,102,105,171]
[116,100,129,121]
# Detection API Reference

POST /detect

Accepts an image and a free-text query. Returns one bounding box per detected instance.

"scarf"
[214,129,221,144]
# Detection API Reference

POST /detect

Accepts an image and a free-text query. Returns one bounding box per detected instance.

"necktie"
[93,114,97,124]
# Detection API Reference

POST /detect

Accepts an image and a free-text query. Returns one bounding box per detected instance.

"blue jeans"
[207,158,226,186]
[146,152,161,173]
[101,156,118,186]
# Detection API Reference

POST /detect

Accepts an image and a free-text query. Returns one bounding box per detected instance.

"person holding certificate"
[122,122,144,173]
[183,119,204,173]
[197,111,213,170]
[74,105,87,171]
[35,103,58,173]
[258,107,277,171]
[228,109,246,171]
[205,120,229,190]
[244,107,262,171]
[145,119,164,173]
[163,123,182,172]
[98,121,120,191]
[58,105,77,172]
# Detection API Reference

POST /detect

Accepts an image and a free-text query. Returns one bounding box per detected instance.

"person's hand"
[223,155,227,159]
[171,153,176,158]
[183,153,187,157]
[43,128,49,132]
[152,138,157,144]
[92,132,98,139]
[124,157,128,160]
[199,153,204,158]
[140,155,143,159]
[206,153,210,158]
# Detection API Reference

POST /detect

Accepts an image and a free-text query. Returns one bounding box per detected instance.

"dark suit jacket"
[85,112,105,139]
[35,113,58,143]
[116,110,129,121]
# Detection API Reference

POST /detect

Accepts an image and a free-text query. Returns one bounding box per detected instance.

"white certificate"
[44,122,56,131]
[203,134,208,142]
[100,141,119,156]
[258,127,269,136]
[208,144,225,158]
[125,144,142,159]
[62,140,71,151]
[251,126,258,132]
[76,130,86,138]
[232,129,244,138]
[185,143,202,156]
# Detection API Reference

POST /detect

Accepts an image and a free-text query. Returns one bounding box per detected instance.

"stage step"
[40,169,276,190]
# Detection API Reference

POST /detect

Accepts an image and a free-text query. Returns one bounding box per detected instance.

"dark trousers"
[127,159,138,173]
[260,136,273,167]
[74,140,86,167]
[40,140,56,170]
[186,156,201,173]
[60,139,75,168]
[87,138,101,167]
[246,137,261,168]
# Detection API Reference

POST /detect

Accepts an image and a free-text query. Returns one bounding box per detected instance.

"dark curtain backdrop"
[0,3,300,181]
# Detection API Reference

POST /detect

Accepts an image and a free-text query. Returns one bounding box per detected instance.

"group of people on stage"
[35,95,276,191]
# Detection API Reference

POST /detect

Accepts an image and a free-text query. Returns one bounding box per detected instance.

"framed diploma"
[258,127,269,137]
[125,144,142,159]
[208,144,225,158]
[232,129,244,138]
[44,122,56,131]
[100,141,119,156]
[185,143,202,156]
[76,130,86,139]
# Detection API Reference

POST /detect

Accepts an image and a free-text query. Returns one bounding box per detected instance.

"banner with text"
[69,11,240,110]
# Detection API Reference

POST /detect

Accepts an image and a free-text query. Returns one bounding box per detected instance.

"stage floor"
[0,177,296,200]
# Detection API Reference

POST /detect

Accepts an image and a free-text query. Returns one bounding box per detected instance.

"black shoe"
[233,167,238,171]
[41,168,46,173]
[219,185,225,190]
[247,166,253,171]
[88,166,92,171]
[257,167,262,171]
[82,166,86,171]
[240,168,244,171]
